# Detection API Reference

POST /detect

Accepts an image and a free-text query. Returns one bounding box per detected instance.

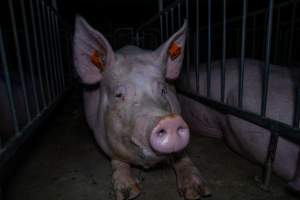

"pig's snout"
[150,114,190,154]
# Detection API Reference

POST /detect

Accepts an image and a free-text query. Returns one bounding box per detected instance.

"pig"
[178,58,300,193]
[73,16,211,200]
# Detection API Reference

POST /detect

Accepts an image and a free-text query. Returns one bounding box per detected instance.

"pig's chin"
[131,137,182,169]
[130,137,166,168]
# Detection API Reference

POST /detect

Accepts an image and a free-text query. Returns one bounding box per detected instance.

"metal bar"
[294,88,300,128]
[274,8,281,64]
[238,0,247,108]
[221,0,227,103]
[46,5,59,97]
[8,0,31,122]
[49,9,62,95]
[165,12,169,38]
[195,0,200,94]
[177,2,181,28]
[207,0,212,98]
[261,132,279,189]
[0,28,20,135]
[54,12,65,93]
[159,0,164,42]
[196,0,293,33]
[171,8,174,34]
[177,90,300,144]
[35,0,52,104]
[252,16,256,58]
[63,29,73,86]
[185,0,190,75]
[135,32,140,47]
[54,15,66,89]
[0,88,70,181]
[29,0,46,109]
[287,2,296,65]
[20,0,40,115]
[136,0,184,33]
[261,0,274,117]
[142,30,145,48]
[41,1,56,99]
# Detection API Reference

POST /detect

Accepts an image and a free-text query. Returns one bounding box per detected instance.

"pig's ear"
[155,20,187,80]
[73,15,115,84]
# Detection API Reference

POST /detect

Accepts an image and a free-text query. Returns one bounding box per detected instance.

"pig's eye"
[114,86,126,99]
[161,87,167,96]
[159,83,167,96]
[115,93,123,98]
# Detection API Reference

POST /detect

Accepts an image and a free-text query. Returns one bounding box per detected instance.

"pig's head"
[73,16,189,165]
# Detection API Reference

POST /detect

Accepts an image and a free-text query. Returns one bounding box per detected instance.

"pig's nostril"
[177,127,188,137]
[157,129,167,137]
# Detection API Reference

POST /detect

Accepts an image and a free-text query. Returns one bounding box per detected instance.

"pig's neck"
[83,86,113,156]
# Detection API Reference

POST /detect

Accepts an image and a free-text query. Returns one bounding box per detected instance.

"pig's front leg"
[173,155,211,199]
[111,160,141,200]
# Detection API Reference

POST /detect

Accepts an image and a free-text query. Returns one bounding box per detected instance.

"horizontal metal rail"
[178,89,300,144]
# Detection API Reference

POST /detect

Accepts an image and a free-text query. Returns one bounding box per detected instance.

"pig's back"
[182,58,297,126]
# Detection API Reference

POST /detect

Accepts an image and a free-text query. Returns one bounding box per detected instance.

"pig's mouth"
[130,132,189,168]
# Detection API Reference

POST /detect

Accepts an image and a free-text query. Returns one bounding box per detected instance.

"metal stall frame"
[0,0,74,184]
[135,0,300,189]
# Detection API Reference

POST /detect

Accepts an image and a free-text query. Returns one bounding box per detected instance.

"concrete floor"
[4,92,299,200]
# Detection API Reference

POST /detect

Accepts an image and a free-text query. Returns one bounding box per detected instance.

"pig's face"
[102,54,177,163]
[73,16,189,166]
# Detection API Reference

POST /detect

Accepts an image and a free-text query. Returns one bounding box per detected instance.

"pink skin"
[73,16,210,200]
[150,114,190,154]
[179,59,300,193]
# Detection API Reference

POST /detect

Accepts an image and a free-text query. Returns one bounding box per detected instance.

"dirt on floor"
[4,92,299,200]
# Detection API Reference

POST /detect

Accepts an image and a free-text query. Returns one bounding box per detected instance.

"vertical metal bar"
[0,28,20,134]
[178,2,181,28]
[158,0,164,42]
[29,0,46,110]
[274,8,280,64]
[195,0,200,93]
[165,12,169,38]
[142,30,145,48]
[283,30,289,63]
[261,132,278,189]
[185,0,190,76]
[50,10,63,95]
[294,88,300,128]
[20,0,40,115]
[287,2,296,66]
[261,0,273,117]
[54,12,65,92]
[35,0,52,104]
[207,0,212,98]
[46,5,59,97]
[252,16,256,58]
[238,0,247,108]
[171,8,174,34]
[221,0,226,103]
[64,28,73,86]
[54,15,66,89]
[136,32,140,47]
[8,0,31,121]
[41,2,56,100]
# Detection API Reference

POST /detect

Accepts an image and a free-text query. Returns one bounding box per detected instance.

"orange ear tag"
[90,50,105,72]
[168,42,182,60]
